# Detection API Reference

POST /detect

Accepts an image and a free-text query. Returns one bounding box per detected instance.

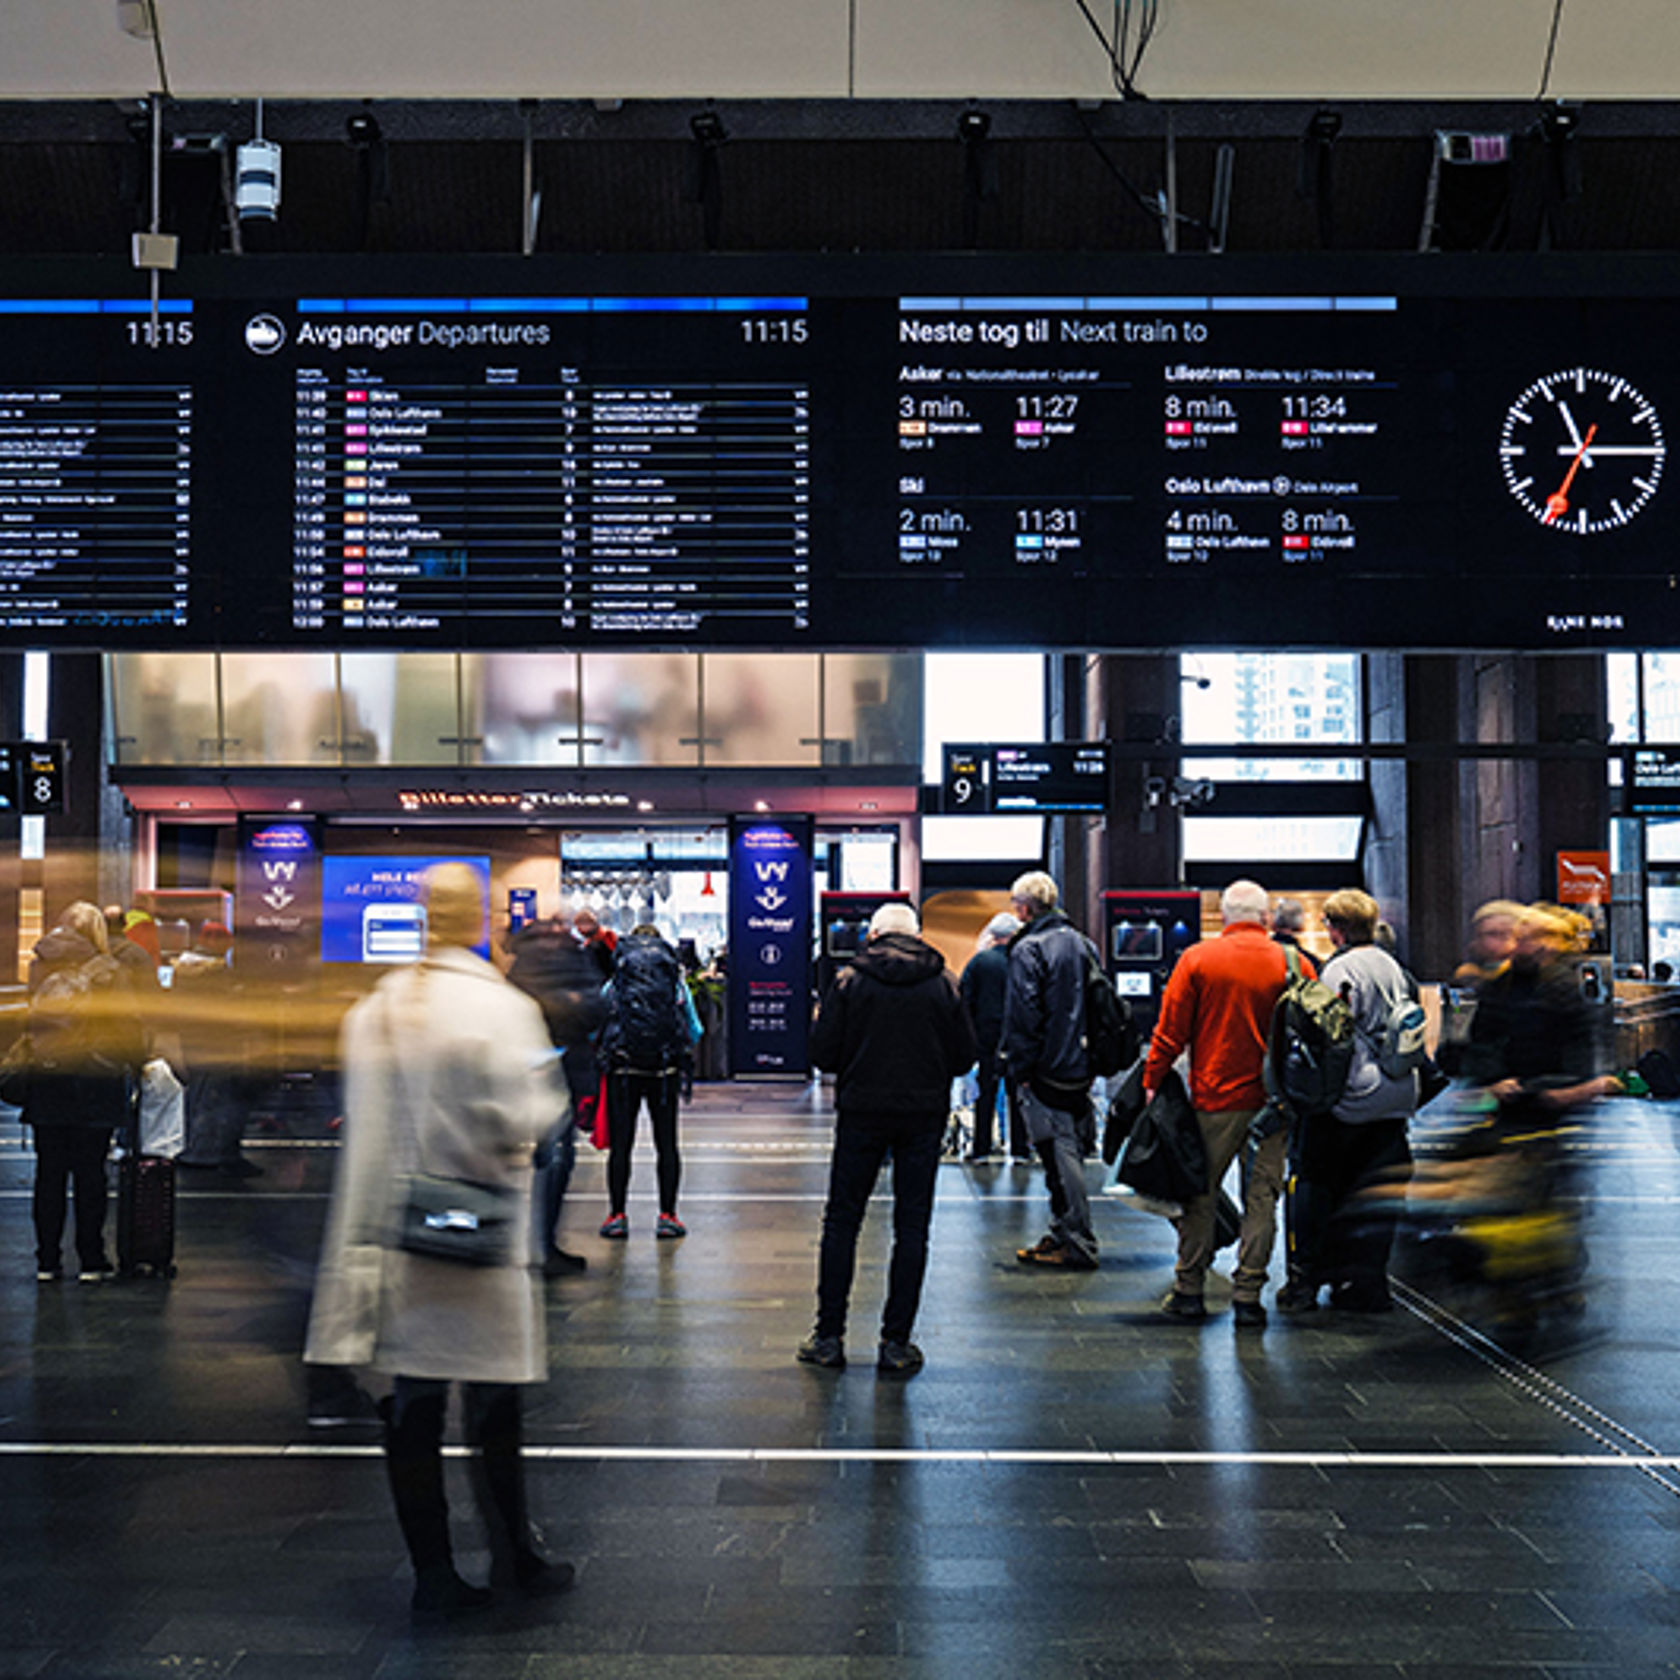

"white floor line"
[1,1439,1679,1470]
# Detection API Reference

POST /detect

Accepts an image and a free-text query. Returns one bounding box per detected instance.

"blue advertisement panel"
[320,855,492,964]
[727,815,814,1077]
[235,818,321,976]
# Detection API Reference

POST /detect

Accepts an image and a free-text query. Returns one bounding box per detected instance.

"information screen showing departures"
[0,299,201,640]
[7,256,1680,650]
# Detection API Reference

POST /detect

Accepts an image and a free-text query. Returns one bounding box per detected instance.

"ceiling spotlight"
[117,0,157,40]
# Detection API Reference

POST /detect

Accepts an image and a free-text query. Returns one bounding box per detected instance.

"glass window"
[1607,653,1639,746]
[922,653,1044,782]
[823,653,923,767]
[920,814,1044,863]
[339,652,463,765]
[1180,652,1361,780]
[218,652,342,765]
[1641,653,1680,744]
[472,652,582,766]
[580,654,700,767]
[107,653,222,766]
[702,653,820,766]
[1182,815,1364,863]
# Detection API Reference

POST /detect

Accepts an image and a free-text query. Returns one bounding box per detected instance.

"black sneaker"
[410,1567,495,1622]
[306,1383,381,1431]
[796,1334,846,1370]
[495,1546,576,1599]
[1276,1282,1320,1315]
[542,1248,589,1277]
[1232,1300,1267,1330]
[1158,1291,1208,1322]
[877,1340,925,1376]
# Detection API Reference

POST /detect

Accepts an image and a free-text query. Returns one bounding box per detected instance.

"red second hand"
[1544,422,1599,524]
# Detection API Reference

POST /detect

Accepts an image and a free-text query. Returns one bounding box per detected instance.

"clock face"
[1500,367,1666,534]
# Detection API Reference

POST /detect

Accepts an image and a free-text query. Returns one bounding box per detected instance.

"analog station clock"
[1500,367,1666,534]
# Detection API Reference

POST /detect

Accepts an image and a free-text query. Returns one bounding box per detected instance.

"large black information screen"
[7,255,1680,650]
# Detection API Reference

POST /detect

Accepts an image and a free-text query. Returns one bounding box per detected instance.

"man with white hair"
[799,901,977,1375]
[1003,870,1106,1270]
[1142,879,1298,1329]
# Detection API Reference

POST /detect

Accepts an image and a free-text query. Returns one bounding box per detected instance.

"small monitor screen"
[826,917,869,960]
[1114,972,1153,998]
[1113,922,1165,963]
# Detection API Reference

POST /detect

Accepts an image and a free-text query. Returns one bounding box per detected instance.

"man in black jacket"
[959,911,1022,1160]
[1003,870,1101,1270]
[800,902,977,1376]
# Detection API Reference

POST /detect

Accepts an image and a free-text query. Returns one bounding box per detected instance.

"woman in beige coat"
[306,863,569,1619]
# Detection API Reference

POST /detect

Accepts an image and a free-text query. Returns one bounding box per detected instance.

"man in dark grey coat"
[1003,870,1101,1270]
[799,902,977,1376]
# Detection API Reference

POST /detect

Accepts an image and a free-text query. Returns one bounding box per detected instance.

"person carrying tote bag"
[305,863,570,1621]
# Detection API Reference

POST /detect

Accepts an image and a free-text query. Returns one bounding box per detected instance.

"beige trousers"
[1173,1107,1287,1305]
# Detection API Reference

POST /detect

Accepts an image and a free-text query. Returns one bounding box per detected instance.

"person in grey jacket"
[1278,888,1417,1315]
[305,864,571,1619]
[1002,871,1102,1270]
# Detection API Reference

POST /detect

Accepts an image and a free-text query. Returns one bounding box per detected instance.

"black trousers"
[385,1377,529,1580]
[32,1126,114,1271]
[606,1070,681,1217]
[814,1110,943,1346]
[971,1048,1021,1158]
[1287,1114,1412,1299]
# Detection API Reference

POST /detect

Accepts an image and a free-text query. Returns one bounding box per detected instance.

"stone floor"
[2,1080,1679,1678]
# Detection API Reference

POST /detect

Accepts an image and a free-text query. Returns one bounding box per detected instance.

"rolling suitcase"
[117,1152,177,1277]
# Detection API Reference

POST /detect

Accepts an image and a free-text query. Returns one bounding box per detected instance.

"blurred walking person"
[305,864,571,1620]
[22,902,145,1283]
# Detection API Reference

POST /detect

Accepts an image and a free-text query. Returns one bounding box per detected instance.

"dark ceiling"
[4,98,1680,259]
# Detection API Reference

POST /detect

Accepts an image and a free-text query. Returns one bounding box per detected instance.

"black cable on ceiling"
[141,0,174,101]
[1073,0,1161,102]
[1537,0,1566,101]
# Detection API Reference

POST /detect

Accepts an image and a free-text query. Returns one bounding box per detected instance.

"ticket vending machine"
[819,891,913,996]
[1101,890,1203,1045]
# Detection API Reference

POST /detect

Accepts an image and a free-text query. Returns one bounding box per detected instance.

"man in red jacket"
[1142,879,1299,1329]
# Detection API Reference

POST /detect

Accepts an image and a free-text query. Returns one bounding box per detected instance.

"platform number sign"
[14,742,67,816]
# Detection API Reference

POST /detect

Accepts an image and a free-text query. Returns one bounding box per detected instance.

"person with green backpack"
[1277,889,1422,1316]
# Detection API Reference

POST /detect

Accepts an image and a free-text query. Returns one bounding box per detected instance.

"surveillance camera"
[235,138,281,220]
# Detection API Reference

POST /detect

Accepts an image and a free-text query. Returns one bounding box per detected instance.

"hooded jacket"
[811,932,978,1115]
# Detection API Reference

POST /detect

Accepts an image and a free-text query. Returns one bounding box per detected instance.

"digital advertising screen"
[9,253,1680,652]
[319,854,492,964]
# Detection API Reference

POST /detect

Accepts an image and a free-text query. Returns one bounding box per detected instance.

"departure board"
[0,300,200,637]
[4,255,1680,650]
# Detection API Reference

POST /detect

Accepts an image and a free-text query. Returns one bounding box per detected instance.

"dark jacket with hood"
[811,932,977,1116]
[23,928,145,1131]
[1001,909,1095,1102]
[506,922,608,1053]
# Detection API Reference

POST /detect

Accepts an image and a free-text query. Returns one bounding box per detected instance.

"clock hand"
[1556,399,1585,452]
[1544,422,1598,524]
[1553,443,1662,456]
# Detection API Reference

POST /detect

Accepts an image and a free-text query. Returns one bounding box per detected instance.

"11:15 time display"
[739,318,809,343]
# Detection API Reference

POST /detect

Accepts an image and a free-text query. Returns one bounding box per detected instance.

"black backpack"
[605,935,688,1072]
[1263,945,1356,1120]
[1083,949,1140,1079]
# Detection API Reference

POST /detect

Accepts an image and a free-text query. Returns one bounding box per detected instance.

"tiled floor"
[2,1081,1679,1678]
